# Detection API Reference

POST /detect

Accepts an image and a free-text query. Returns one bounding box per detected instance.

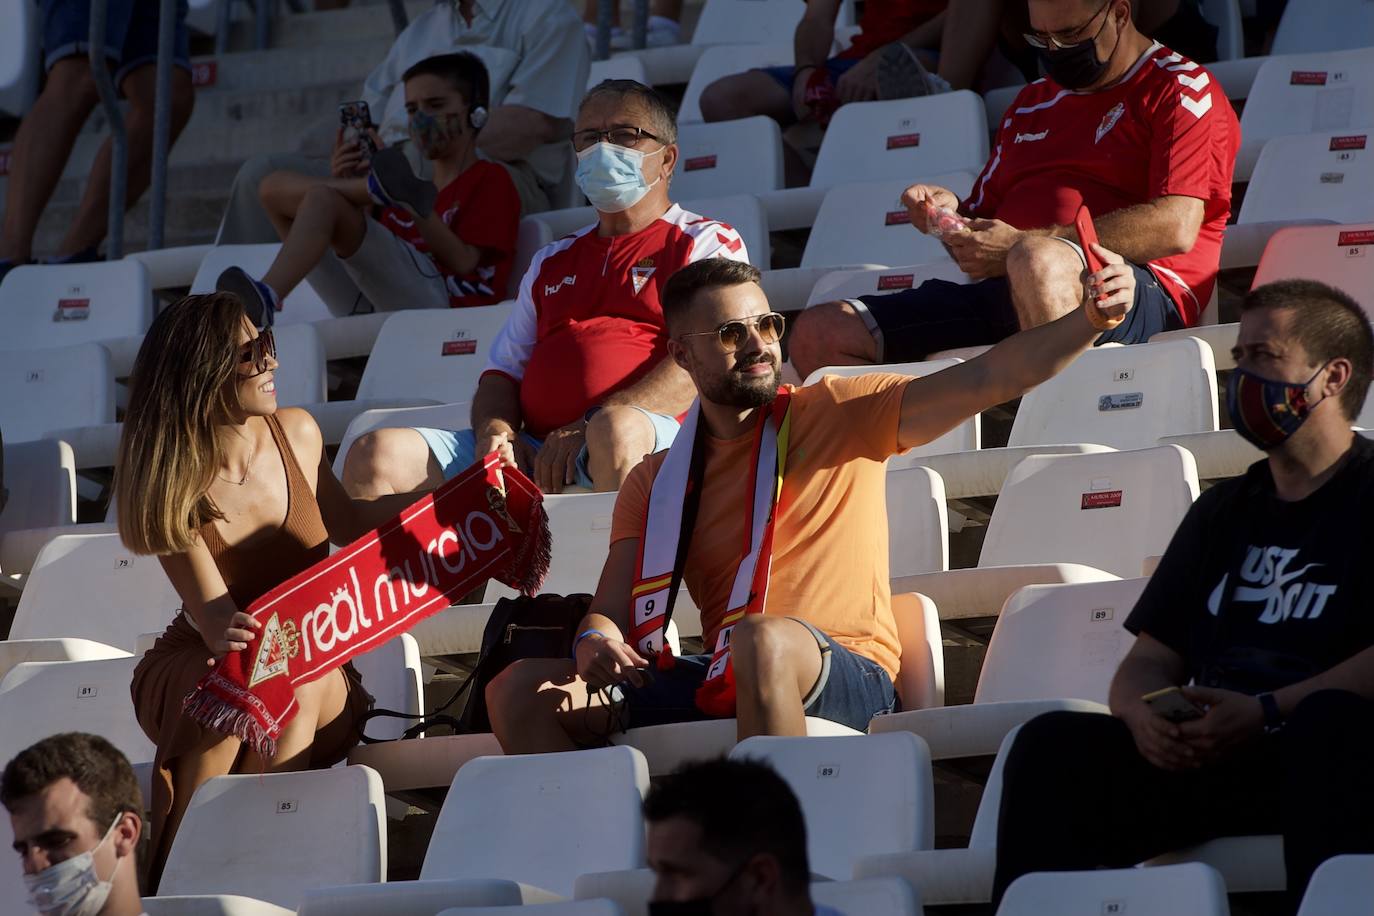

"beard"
[698,352,781,408]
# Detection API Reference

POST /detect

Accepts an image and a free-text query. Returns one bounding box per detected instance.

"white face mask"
[23,816,123,916]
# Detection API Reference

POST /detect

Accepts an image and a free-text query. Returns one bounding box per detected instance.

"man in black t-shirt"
[993,279,1374,906]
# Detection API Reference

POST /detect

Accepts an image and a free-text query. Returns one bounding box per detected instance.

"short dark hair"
[643,757,810,896]
[1241,279,1374,420]
[402,52,490,114]
[1,733,142,831]
[579,79,678,145]
[661,258,763,334]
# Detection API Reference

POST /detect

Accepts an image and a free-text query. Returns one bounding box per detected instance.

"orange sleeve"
[609,455,659,545]
[807,373,913,461]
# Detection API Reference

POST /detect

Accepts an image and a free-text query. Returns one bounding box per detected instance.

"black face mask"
[1038,9,1120,90]
[648,860,751,916]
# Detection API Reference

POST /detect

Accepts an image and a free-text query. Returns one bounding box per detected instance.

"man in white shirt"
[4,733,145,916]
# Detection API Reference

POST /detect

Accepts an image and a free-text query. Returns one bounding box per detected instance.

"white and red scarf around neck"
[629,389,792,716]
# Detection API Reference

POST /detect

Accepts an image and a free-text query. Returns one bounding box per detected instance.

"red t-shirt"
[842,0,947,60]
[963,42,1240,326]
[482,204,750,437]
[377,159,520,308]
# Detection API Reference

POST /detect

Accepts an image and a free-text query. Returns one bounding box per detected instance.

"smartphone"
[1141,686,1205,724]
[1074,204,1106,274]
[338,100,378,159]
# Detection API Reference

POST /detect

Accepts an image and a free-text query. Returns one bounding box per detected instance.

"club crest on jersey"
[1095,102,1125,144]
[631,257,656,295]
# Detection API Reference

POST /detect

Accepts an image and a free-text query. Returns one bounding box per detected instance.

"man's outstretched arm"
[894,244,1134,449]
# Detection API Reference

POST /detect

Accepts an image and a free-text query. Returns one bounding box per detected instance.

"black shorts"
[850,248,1183,363]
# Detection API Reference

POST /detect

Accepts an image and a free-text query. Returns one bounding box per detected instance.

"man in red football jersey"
[342,80,750,497]
[789,0,1240,379]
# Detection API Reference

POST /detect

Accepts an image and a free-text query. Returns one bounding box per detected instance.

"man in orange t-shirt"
[487,252,1137,750]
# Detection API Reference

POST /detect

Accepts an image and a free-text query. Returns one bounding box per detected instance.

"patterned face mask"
[1226,363,1329,451]
[409,109,466,158]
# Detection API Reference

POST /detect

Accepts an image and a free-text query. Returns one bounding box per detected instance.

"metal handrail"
[147,0,178,250]
[386,0,408,35]
[89,0,128,259]
[595,0,652,60]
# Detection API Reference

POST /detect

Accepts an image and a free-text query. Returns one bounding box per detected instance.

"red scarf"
[183,454,548,758]
[629,391,792,716]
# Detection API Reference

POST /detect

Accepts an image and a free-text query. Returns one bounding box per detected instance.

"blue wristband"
[572,629,606,659]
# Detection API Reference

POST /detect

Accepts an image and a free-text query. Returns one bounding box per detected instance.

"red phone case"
[1075,204,1105,274]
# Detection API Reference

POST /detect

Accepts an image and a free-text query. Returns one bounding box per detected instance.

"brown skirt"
[131,614,371,885]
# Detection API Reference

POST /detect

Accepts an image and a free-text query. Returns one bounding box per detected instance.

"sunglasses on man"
[678,313,786,352]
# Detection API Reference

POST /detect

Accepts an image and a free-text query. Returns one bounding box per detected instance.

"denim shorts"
[43,0,191,84]
[414,407,681,490]
[759,57,860,90]
[849,248,1182,362]
[616,618,897,732]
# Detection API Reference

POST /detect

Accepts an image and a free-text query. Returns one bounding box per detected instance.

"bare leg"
[485,657,616,754]
[1006,236,1086,330]
[936,0,1003,91]
[340,428,445,498]
[152,731,243,888]
[257,183,366,300]
[0,58,100,262]
[584,405,658,492]
[241,668,351,772]
[786,301,881,380]
[699,70,795,125]
[57,64,195,257]
[730,616,823,739]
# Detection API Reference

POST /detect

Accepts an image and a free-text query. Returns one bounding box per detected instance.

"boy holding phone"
[219,52,520,317]
[992,280,1374,908]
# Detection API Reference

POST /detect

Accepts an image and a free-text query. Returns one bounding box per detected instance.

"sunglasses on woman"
[678,313,787,353]
[238,329,276,377]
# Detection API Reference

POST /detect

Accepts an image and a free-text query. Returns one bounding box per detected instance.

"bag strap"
[357,664,480,743]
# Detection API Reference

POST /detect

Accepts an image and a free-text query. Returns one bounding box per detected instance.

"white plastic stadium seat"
[730,732,935,879]
[810,93,990,190]
[612,716,863,778]
[691,0,806,46]
[801,173,976,269]
[0,261,154,361]
[0,637,130,682]
[891,592,946,711]
[0,343,114,443]
[437,904,625,916]
[123,243,213,291]
[9,532,182,651]
[1296,855,1374,916]
[588,55,649,88]
[143,897,293,916]
[885,466,950,576]
[802,356,980,460]
[0,0,40,117]
[918,337,1216,500]
[512,218,553,298]
[871,578,1145,759]
[1200,0,1244,60]
[351,634,424,743]
[1147,835,1285,893]
[678,44,793,123]
[1271,1,1374,53]
[158,766,387,909]
[853,727,1022,905]
[673,117,784,201]
[574,872,921,916]
[482,489,613,602]
[297,878,551,914]
[1235,49,1374,178]
[997,862,1230,916]
[0,439,78,580]
[420,746,650,897]
[191,244,336,324]
[1239,129,1374,226]
[897,446,1198,620]
[1252,222,1374,309]
[270,322,328,407]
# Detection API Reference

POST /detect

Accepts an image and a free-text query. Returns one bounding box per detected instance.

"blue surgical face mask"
[575,141,665,213]
[1226,363,1328,451]
[23,816,123,916]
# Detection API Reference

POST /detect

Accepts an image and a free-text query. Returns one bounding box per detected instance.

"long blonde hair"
[114,293,249,555]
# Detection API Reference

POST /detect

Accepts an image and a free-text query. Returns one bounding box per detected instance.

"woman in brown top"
[114,292,419,888]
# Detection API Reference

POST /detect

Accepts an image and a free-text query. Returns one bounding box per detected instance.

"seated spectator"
[218,53,519,316]
[788,0,1239,380]
[115,293,421,887]
[645,758,841,916]
[583,0,683,49]
[0,0,194,280]
[486,250,1136,750]
[342,80,749,497]
[992,280,1374,907]
[3,733,144,916]
[216,0,587,270]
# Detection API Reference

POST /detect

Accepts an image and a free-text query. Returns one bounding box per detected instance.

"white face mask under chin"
[23,816,123,916]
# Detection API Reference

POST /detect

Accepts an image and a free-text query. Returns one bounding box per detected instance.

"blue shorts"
[849,246,1182,362]
[616,619,897,733]
[759,57,860,90]
[414,407,681,490]
[43,0,191,85]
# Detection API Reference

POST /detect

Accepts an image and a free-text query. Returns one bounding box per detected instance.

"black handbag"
[358,592,592,741]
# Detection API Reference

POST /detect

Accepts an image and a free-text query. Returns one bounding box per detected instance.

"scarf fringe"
[182,675,279,760]
[502,501,550,596]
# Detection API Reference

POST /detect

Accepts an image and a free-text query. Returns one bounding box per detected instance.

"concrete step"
[0,159,246,212]
[223,0,431,50]
[78,79,360,138]
[24,186,227,260]
[192,38,391,95]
